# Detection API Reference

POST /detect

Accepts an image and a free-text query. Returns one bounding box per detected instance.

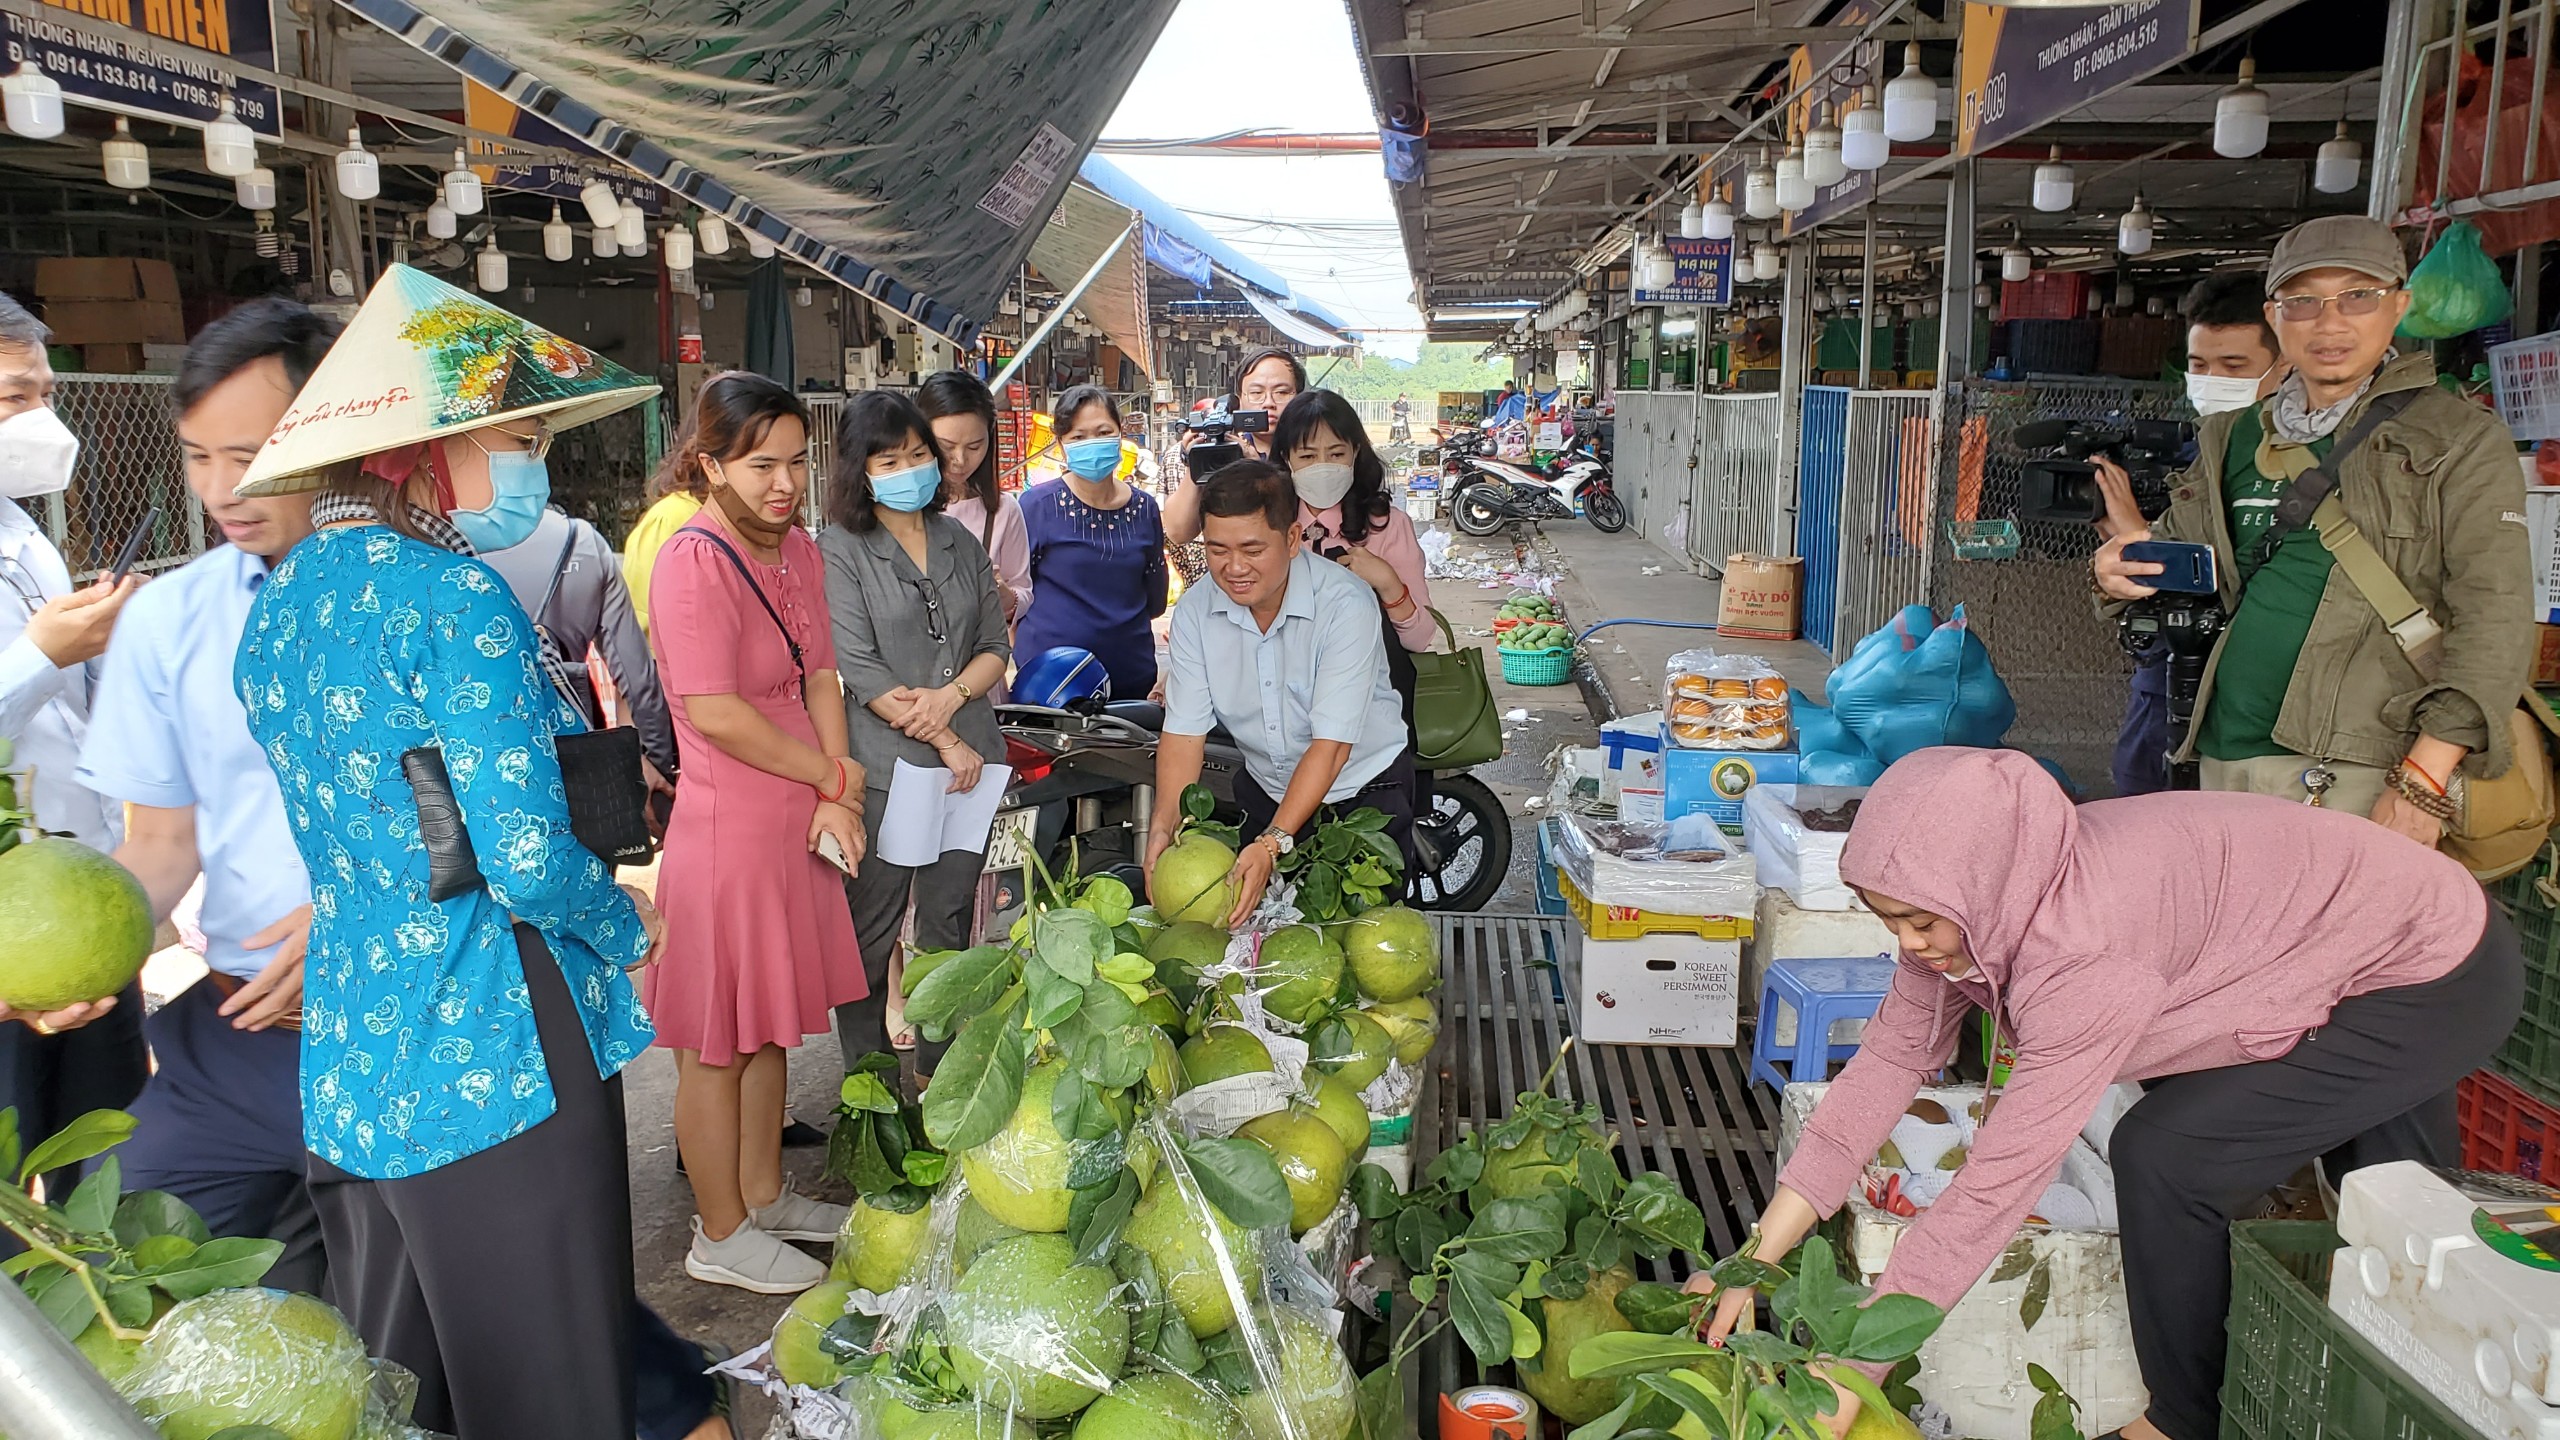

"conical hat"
[236,264,660,497]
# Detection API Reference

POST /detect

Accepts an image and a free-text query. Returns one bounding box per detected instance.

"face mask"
[0,406,79,500]
[872,461,943,513]
[2184,367,2272,417]
[1292,462,1356,510]
[450,449,550,553]
[1063,437,1122,480]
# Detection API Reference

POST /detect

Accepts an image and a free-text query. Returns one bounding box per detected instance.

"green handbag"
[1412,607,1505,770]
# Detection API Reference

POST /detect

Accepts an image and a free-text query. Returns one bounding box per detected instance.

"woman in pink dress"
[645,371,868,1295]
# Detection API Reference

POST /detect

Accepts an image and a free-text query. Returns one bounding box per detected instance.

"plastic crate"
[1532,819,1568,917]
[1556,870,1749,942]
[2491,331,2560,442]
[2001,271,2091,321]
[2221,1221,2476,1440]
[2490,843,2560,1108]
[2458,1067,2560,1181]
[2007,319,2101,375]
[1499,644,1574,686]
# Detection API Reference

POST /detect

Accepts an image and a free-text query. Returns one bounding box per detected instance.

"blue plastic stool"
[1748,955,1898,1092]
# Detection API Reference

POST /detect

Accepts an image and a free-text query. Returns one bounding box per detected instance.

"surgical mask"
[0,406,79,500]
[1291,462,1356,510]
[1063,437,1122,480]
[2185,367,2272,417]
[450,449,550,553]
[872,461,943,513]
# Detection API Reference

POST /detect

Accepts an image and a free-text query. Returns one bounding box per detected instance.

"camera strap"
[2255,388,2419,556]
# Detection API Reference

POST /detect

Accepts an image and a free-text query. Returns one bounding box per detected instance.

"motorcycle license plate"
[983,807,1037,871]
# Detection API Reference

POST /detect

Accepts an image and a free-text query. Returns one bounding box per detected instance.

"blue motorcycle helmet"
[1013,647,1112,708]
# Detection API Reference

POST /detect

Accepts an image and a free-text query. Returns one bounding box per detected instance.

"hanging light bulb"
[590,224,616,258]
[443,148,483,216]
[424,197,457,240]
[1679,200,1703,240]
[2,61,64,140]
[1923,296,1940,318]
[1830,284,1851,307]
[1804,103,1846,188]
[235,166,275,211]
[1752,242,1782,282]
[2115,278,2139,309]
[327,268,356,298]
[543,204,575,262]
[253,214,281,257]
[2032,145,2076,212]
[615,206,646,252]
[795,281,816,309]
[2146,294,2168,316]
[2315,120,2363,194]
[102,117,150,190]
[2214,57,2269,158]
[700,290,716,311]
[335,127,378,200]
[696,213,731,256]
[1775,142,1814,213]
[202,95,256,177]
[1884,42,1939,143]
[1841,88,1889,172]
[1812,289,1832,312]
[2001,245,2033,283]
[578,174,620,228]
[1988,303,2003,323]
[663,223,695,271]
[2085,288,2104,314]
[746,228,778,260]
[1702,184,1736,241]
[1743,149,1779,220]
[1974,283,1994,307]
[2118,193,2155,255]
[476,238,508,293]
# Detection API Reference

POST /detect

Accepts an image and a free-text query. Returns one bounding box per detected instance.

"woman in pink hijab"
[1696,748,2519,1440]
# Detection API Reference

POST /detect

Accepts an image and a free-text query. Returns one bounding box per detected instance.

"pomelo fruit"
[1151,836,1238,926]
[1138,990,1183,1032]
[1234,1305,1359,1440]
[1305,1076,1371,1165]
[1341,904,1437,1002]
[1143,1030,1188,1102]
[0,837,155,1010]
[960,1059,1077,1232]
[1071,1369,1239,1440]
[1252,925,1344,1024]
[1521,1266,1636,1423]
[1478,1118,1608,1202]
[69,1291,170,1385]
[829,1197,931,1293]
[1310,1010,1393,1092]
[953,1195,1025,1275]
[1368,996,1439,1065]
[946,1233,1130,1418]
[771,1280,857,1390]
[125,1288,370,1440]
[1238,1109,1350,1235]
[1122,1183,1262,1338]
[1145,921,1230,1004]
[1178,1024,1273,1088]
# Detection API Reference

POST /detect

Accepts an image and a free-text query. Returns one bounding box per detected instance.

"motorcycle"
[1445,432,1626,537]
[983,702,1513,919]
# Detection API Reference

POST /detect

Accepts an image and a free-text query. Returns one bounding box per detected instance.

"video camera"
[1182,398,1269,474]
[2014,415,2192,524]
[2118,592,2226,790]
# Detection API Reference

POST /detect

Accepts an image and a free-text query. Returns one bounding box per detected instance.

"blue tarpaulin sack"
[1804,605,2017,777]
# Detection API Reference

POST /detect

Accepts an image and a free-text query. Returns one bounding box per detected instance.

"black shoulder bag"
[694,527,808,696]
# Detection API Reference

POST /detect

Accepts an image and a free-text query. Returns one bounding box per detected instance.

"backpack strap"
[693,528,807,687]
[2308,497,2446,679]
[2256,388,2419,558]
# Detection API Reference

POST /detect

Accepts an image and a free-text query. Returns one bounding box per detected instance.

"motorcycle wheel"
[1583,487,1630,533]
[1453,487,1509,537]
[1411,772,1512,913]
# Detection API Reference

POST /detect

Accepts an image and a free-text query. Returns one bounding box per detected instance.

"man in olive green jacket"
[2096,215,2533,850]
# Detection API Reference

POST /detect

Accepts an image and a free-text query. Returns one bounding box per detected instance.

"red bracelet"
[816,758,848,805]
[2403,755,2448,795]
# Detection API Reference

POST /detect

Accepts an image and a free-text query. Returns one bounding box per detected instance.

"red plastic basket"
[2000,271,2091,321]
[2458,1068,2560,1181]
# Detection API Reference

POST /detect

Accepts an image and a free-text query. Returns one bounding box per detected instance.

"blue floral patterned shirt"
[235,524,654,1178]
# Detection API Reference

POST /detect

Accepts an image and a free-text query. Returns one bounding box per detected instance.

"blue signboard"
[1,0,282,136]
[1633,238,1736,308]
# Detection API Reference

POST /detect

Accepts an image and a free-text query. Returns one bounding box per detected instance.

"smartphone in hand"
[109,506,162,584]
[816,829,855,876]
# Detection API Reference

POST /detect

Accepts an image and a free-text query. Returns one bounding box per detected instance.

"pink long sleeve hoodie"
[1777,747,2486,1316]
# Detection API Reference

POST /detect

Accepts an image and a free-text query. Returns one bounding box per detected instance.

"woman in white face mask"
[1274,389,1435,654]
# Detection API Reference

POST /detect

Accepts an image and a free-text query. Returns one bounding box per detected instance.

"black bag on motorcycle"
[1412,607,1504,769]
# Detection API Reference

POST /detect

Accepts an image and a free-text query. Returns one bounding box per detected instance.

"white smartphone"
[816,830,855,876]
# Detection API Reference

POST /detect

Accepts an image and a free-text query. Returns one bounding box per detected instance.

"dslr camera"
[1182,398,1269,474]
[2013,415,2192,524]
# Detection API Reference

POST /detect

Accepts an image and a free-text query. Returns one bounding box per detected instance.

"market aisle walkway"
[1535,523,1835,716]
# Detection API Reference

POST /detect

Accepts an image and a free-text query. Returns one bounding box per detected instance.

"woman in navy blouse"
[1013,386,1168,696]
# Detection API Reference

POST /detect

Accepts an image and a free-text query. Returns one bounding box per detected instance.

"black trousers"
[836,784,966,1076]
[1235,750,1421,886]
[0,981,146,1202]
[2111,907,2525,1440]
[306,926,637,1440]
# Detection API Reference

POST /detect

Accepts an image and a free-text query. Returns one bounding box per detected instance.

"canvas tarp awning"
[1244,288,1354,352]
[1075,156,1359,343]
[1027,183,1151,378]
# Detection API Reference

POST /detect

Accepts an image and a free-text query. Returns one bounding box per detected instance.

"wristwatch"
[953,679,974,701]
[1259,827,1294,859]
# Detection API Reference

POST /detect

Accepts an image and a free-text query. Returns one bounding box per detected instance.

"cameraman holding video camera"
[2094,216,2532,846]
[1166,346,1303,547]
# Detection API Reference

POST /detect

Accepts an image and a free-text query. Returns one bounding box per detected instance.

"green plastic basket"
[1499,644,1575,686]
[2491,843,2560,1108]
[2221,1221,2474,1440]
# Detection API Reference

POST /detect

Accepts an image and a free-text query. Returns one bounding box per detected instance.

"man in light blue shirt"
[1148,460,1412,924]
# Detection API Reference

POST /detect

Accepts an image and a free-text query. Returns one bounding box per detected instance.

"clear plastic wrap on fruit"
[117,1286,375,1440]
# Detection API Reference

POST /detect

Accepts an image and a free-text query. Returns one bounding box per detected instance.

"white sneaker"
[684,1217,826,1294]
[749,1186,850,1244]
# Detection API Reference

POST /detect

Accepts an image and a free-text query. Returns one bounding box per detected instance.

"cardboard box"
[45,300,184,347]
[2539,624,2560,688]
[1718,553,1804,640]
[1577,932,1741,1045]
[1661,738,1801,829]
[78,343,144,374]
[35,257,178,303]
[1599,711,1664,808]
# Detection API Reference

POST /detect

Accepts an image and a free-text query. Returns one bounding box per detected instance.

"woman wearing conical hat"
[230,266,664,1439]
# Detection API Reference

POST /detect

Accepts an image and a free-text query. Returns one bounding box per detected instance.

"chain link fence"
[1833,390,1939,654]
[49,375,211,582]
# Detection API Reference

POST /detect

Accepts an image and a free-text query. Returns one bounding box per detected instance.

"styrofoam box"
[2330,1161,2560,1440]
[1749,889,1895,1046]
[1742,782,1862,910]
[1576,931,1739,1045]
[2529,488,2560,623]
[1778,1084,2148,1440]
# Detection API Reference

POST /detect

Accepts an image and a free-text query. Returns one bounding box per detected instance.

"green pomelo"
[0,837,155,1010]
[1122,1183,1263,1338]
[1368,996,1439,1065]
[70,1292,170,1385]
[1179,1024,1273,1087]
[1238,1110,1350,1235]
[1310,1011,1393,1092]
[829,1198,931,1293]
[1235,1305,1359,1440]
[127,1288,370,1440]
[1151,836,1239,926]
[947,1234,1131,1419]
[1145,921,1231,999]
[1070,1369,1240,1440]
[771,1281,857,1390]
[1144,1030,1188,1102]
[1478,1119,1609,1202]
[1305,1077,1371,1165]
[1522,1266,1636,1423]
[960,1060,1077,1232]
[953,1195,1025,1276]
[1253,926,1344,1025]
[1138,990,1183,1032]
[1341,905,1438,1002]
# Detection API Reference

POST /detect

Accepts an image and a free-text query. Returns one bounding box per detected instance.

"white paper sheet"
[877,758,1014,868]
